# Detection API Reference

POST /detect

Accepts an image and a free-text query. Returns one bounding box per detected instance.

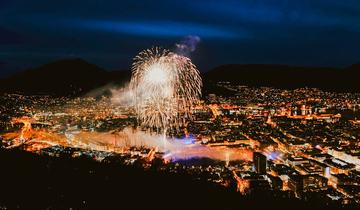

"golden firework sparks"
[130,47,202,133]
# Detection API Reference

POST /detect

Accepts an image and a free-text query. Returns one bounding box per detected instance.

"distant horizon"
[1,56,357,79]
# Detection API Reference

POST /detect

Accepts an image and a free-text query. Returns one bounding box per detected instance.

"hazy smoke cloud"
[175,35,201,57]
[110,85,135,106]
[72,128,252,162]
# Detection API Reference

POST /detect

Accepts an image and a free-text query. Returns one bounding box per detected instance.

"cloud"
[189,0,360,30]
[71,19,242,39]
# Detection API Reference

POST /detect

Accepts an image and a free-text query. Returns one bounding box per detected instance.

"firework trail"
[130,47,202,133]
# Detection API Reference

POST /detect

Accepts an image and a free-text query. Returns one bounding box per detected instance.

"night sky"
[1,0,360,77]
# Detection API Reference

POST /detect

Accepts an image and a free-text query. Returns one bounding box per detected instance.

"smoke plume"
[175,35,201,57]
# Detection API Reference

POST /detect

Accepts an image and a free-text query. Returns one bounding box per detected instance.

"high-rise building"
[253,152,267,174]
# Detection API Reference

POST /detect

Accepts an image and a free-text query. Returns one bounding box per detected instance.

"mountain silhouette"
[0,59,359,96]
[0,58,131,96]
[203,64,359,92]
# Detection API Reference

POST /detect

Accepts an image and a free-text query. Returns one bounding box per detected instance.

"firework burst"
[130,47,202,133]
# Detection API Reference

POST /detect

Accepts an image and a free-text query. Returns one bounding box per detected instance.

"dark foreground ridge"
[0,148,357,210]
[0,59,359,96]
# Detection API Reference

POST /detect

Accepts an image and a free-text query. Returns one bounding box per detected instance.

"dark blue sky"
[1,0,360,77]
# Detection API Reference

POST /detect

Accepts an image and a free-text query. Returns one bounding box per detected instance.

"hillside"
[0,59,131,96]
[0,60,359,96]
[203,64,359,92]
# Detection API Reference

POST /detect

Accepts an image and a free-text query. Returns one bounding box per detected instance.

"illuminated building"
[328,148,360,168]
[267,174,283,190]
[288,174,328,197]
[323,158,356,174]
[294,160,329,177]
[287,156,309,167]
[329,173,354,186]
[301,105,306,116]
[253,152,267,174]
